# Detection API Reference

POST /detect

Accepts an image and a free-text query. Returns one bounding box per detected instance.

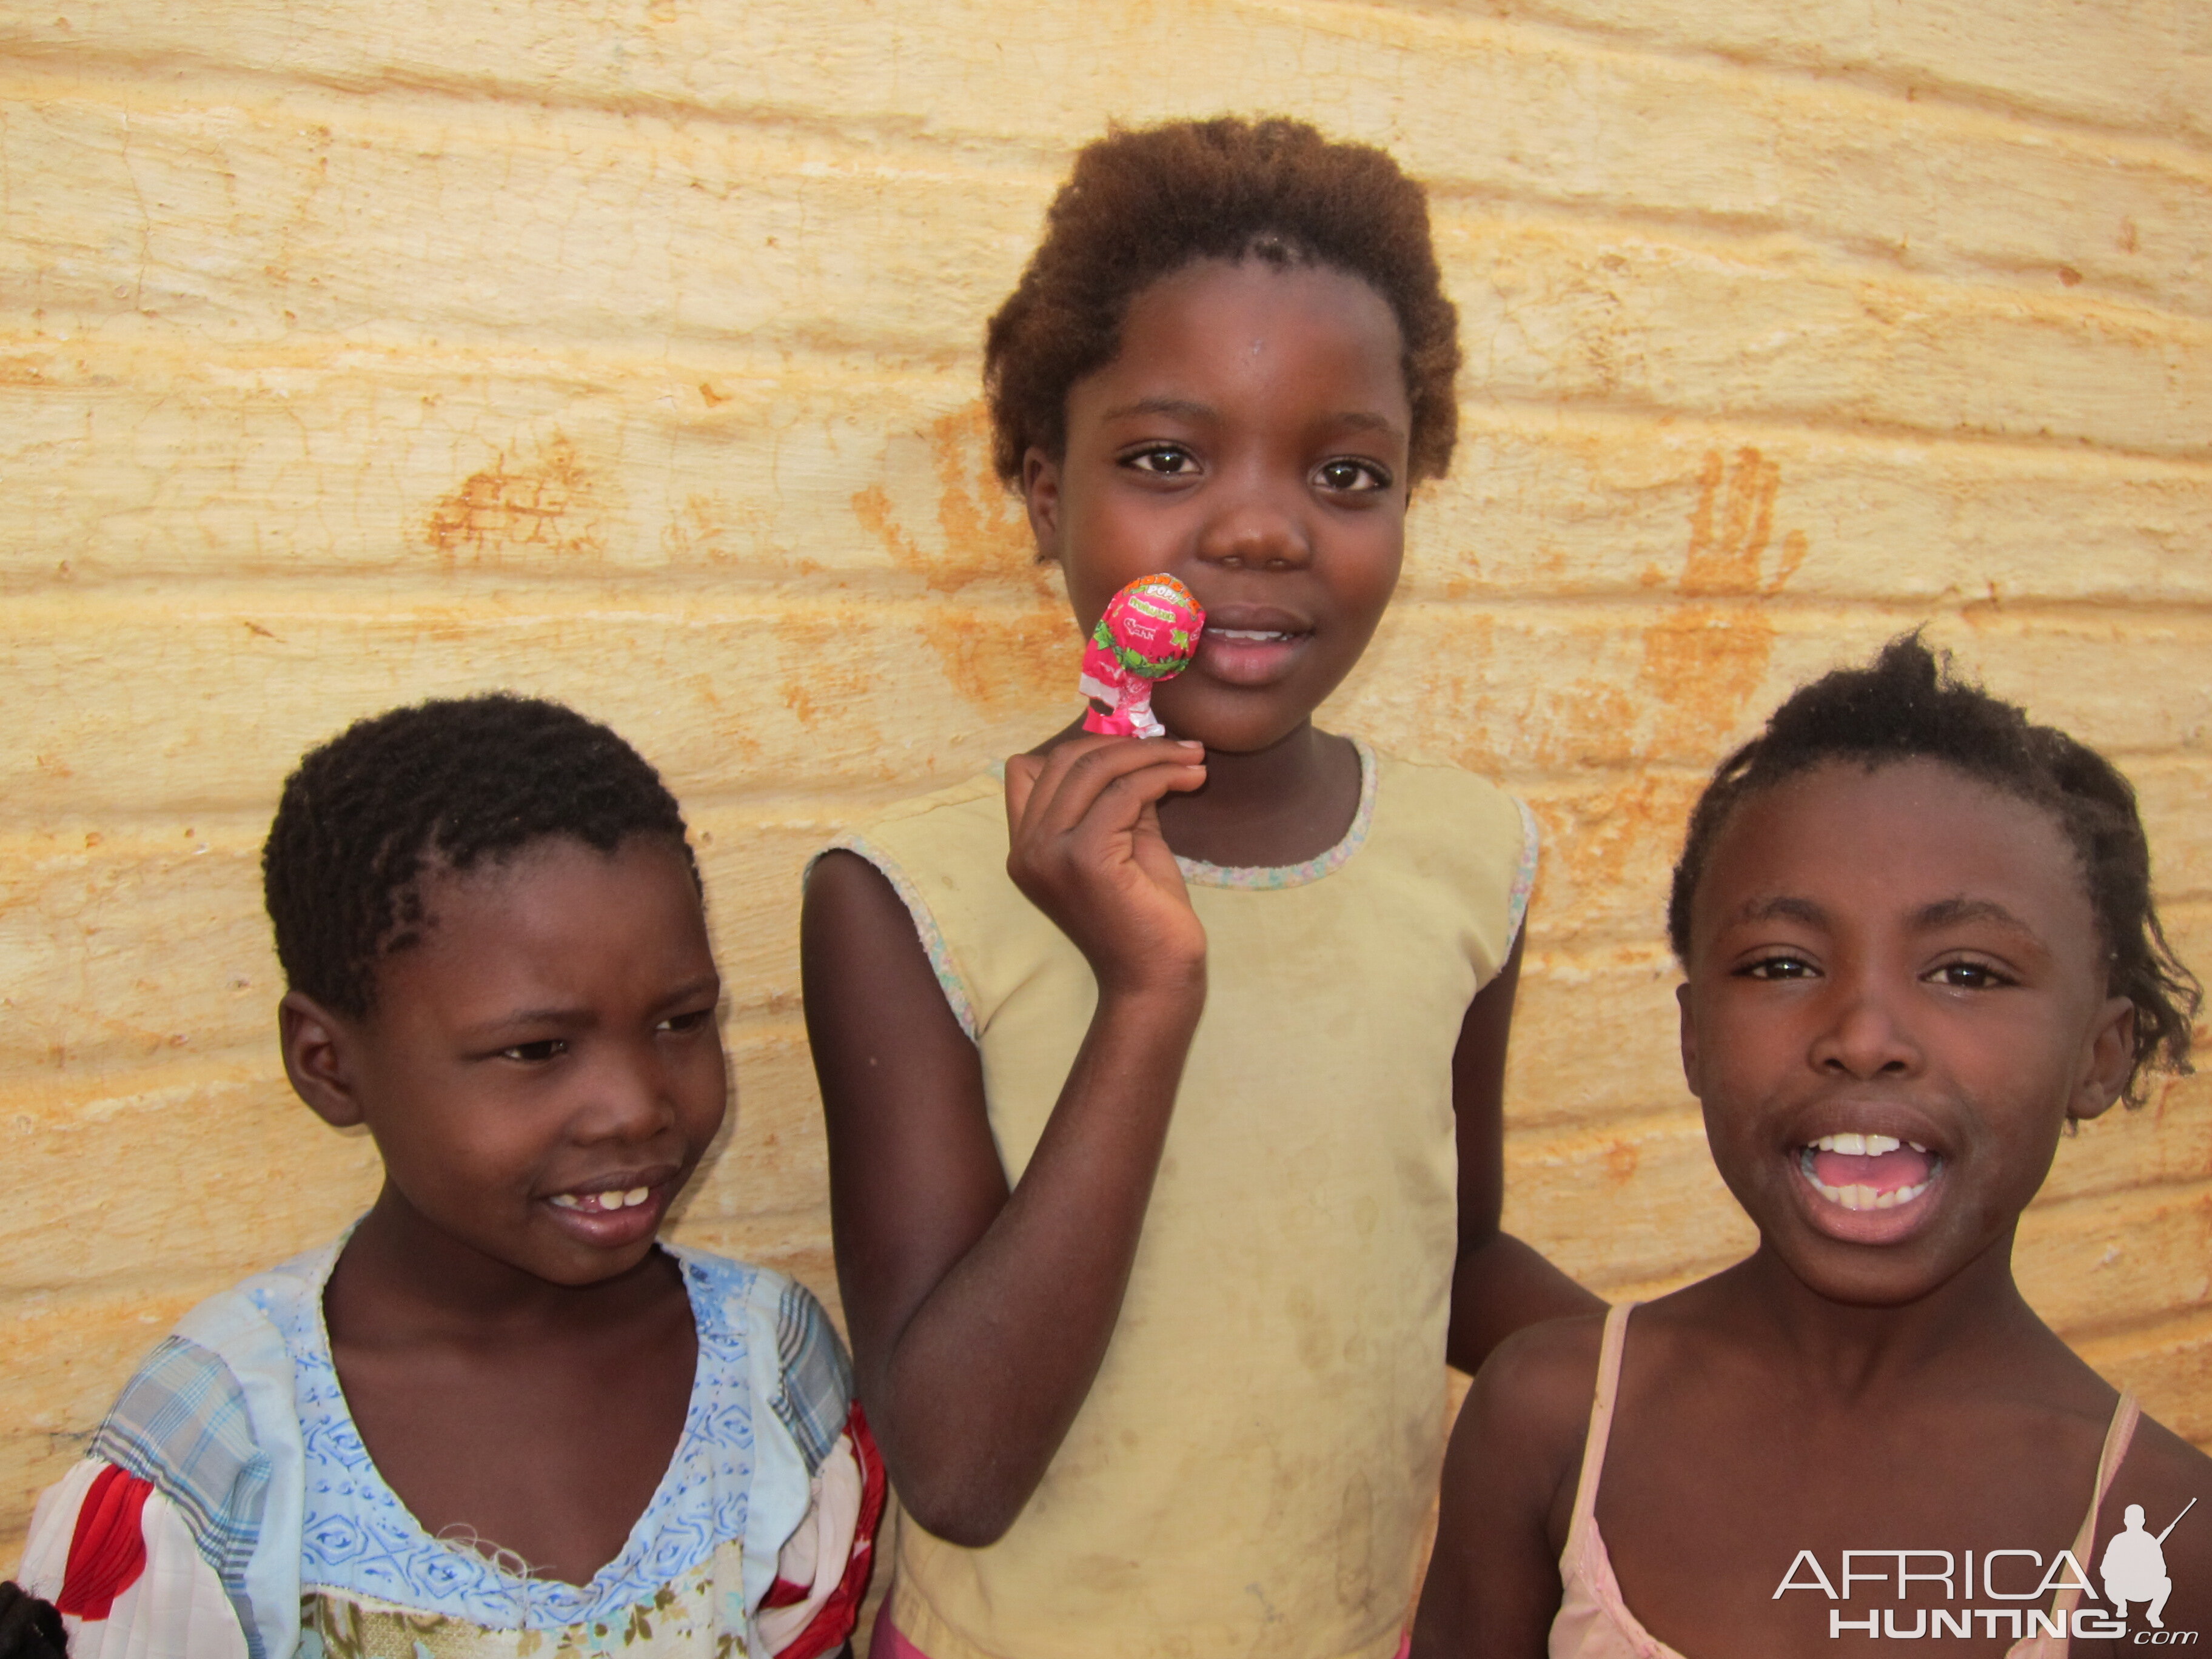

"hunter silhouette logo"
[2105,1500,2194,1631]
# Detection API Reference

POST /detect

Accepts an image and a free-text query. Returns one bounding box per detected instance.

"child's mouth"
[1796,1132,1941,1218]
[1196,623,1307,686]
[541,1177,669,1248]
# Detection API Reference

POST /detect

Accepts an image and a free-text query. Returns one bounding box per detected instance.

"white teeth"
[552,1186,654,1212]
[1908,1141,1929,1153]
[1209,628,1290,642]
[1809,1131,1904,1156]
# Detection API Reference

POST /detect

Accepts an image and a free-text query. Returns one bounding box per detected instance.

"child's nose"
[1195,481,1312,571]
[572,1046,677,1141]
[1808,985,1923,1080]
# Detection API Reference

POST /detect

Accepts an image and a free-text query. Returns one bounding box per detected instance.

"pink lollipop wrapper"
[1079,574,1205,739]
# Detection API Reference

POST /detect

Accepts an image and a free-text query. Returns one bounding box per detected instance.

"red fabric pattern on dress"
[55,1465,155,1620]
[774,1406,888,1659]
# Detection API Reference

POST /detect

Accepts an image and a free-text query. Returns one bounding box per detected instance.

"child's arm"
[14,1456,250,1659]
[1446,916,1604,1374]
[1410,1317,1601,1659]
[803,736,1207,1549]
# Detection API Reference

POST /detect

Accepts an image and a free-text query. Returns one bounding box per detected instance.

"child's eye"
[1739,954,1817,981]
[1123,445,1198,477]
[1928,960,2014,990]
[658,1008,714,1034]
[498,1038,568,1063]
[1313,457,1392,494]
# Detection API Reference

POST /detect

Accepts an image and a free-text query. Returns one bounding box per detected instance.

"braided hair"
[985,116,1462,489]
[1667,634,2198,1104]
[263,694,696,1017]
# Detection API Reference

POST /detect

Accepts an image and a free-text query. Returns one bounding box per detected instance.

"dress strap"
[2047,1392,2142,1617]
[1561,1303,1636,1569]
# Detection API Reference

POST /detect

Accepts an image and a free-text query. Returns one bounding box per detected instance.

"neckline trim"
[293,1234,745,1627]
[1174,737,1378,890]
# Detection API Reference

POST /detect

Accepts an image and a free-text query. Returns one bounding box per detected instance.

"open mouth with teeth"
[1797,1132,1941,1213]
[549,1186,654,1213]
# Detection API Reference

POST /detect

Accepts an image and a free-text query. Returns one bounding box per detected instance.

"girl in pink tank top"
[1412,636,2210,1658]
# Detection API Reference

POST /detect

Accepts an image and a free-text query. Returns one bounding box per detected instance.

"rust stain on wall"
[930,404,1038,588]
[1604,1139,1641,1187]
[1546,449,1812,912]
[425,435,606,566]
[923,602,1077,716]
[1640,446,1808,755]
[776,610,876,732]
[851,403,1068,716]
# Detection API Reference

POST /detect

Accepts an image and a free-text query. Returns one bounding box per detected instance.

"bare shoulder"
[802,844,905,932]
[1466,1312,1607,1444]
[1450,1310,1610,1539]
[1413,1312,1609,1659]
[800,848,958,1036]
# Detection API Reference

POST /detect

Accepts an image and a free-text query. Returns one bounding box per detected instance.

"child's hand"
[1004,735,1207,1000]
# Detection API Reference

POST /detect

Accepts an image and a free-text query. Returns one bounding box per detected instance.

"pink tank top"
[1550,1302,2140,1659]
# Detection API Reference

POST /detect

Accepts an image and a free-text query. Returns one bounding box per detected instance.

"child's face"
[1678,759,2134,1305]
[1023,256,1412,754]
[307,834,726,1287]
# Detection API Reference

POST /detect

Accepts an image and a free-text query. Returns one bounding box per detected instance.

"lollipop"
[1078,574,1206,739]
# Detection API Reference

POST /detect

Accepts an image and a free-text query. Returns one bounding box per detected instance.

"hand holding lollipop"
[1078,575,1205,739]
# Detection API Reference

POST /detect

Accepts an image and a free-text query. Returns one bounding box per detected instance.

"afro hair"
[263,694,697,1017]
[984,116,1461,489]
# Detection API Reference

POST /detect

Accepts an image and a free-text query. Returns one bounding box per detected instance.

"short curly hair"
[984,116,1462,489]
[263,694,697,1018]
[1667,634,2199,1104]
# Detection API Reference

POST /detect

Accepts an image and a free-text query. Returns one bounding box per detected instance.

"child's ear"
[1021,444,1064,561]
[2068,994,2137,1125]
[1676,979,1703,1098]
[279,990,369,1128]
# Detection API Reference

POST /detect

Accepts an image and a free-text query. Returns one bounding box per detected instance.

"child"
[1412,635,2211,1657]
[802,118,1598,1659]
[10,696,883,1659]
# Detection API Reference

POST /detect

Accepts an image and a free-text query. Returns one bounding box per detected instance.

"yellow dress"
[832,741,1537,1659]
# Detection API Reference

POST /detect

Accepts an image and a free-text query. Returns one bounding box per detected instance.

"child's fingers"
[1003,751,1046,834]
[1021,739,1205,842]
[1069,752,1207,843]
[1009,733,1134,832]
[1004,735,1110,843]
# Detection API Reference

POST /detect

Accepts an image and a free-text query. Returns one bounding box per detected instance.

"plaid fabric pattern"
[769,1280,853,1475]
[89,1335,272,1658]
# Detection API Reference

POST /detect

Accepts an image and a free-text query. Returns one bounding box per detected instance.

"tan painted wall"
[5,0,2209,1590]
